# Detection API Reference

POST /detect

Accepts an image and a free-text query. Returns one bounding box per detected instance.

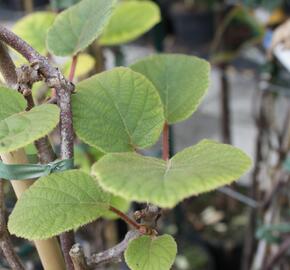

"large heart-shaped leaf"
[131,54,210,124]
[72,67,164,153]
[0,104,59,154]
[13,12,56,55]
[0,86,26,121]
[8,170,110,240]
[47,0,117,56]
[93,140,252,208]
[99,1,160,46]
[125,234,177,270]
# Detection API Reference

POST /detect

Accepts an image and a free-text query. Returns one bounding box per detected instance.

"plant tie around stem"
[0,158,74,180]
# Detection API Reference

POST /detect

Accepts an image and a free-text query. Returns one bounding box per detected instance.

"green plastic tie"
[0,159,74,180]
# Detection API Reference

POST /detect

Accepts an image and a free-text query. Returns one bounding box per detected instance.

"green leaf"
[72,67,164,153]
[8,170,110,240]
[47,0,117,56]
[99,1,160,46]
[93,140,252,208]
[0,86,26,121]
[13,12,56,55]
[131,54,210,124]
[125,234,177,270]
[0,104,59,154]
[63,53,95,79]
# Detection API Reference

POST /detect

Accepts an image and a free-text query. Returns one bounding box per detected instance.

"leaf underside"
[125,234,177,270]
[72,67,164,153]
[93,140,252,208]
[8,170,110,240]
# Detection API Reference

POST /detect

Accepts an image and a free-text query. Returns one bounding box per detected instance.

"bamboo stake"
[1,149,65,270]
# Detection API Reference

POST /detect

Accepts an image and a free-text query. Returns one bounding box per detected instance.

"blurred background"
[1,0,290,269]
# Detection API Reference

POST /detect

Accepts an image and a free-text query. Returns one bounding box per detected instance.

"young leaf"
[125,234,177,270]
[131,54,210,124]
[99,1,161,46]
[93,140,252,208]
[0,86,26,121]
[72,67,164,153]
[8,170,110,240]
[13,12,56,55]
[47,0,117,56]
[0,104,59,154]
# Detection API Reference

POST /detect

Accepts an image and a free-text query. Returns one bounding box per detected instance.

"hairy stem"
[109,206,140,230]
[162,122,169,161]
[69,54,78,82]
[0,180,25,270]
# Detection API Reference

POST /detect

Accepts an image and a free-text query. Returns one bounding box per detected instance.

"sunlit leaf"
[100,1,160,45]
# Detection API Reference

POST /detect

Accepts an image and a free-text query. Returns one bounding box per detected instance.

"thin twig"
[265,236,290,270]
[109,206,140,230]
[87,230,140,267]
[69,54,78,82]
[70,230,141,269]
[0,180,25,270]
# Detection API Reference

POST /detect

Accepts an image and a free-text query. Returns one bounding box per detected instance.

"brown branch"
[87,230,140,267]
[265,236,290,270]
[0,25,75,270]
[0,180,25,270]
[70,244,90,270]
[0,41,17,88]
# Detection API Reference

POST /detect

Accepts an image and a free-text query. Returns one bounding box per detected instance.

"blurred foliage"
[211,6,264,64]
[50,0,80,10]
[256,223,290,243]
[243,0,284,11]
